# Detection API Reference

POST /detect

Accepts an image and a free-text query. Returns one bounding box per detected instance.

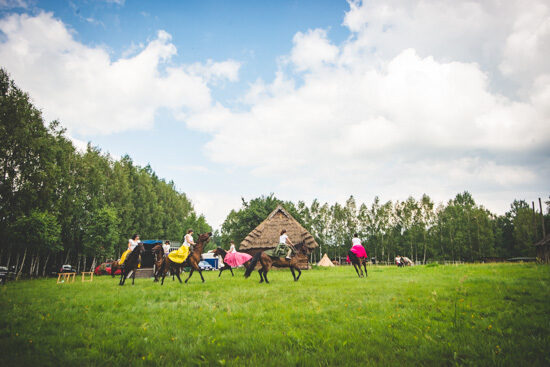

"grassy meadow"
[0,264,549,366]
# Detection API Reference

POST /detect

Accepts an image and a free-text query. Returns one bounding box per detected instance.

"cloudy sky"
[1,0,549,228]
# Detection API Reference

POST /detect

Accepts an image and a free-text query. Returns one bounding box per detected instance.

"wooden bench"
[57,273,76,284]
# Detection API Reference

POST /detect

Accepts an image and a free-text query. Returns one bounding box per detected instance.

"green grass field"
[1,264,549,366]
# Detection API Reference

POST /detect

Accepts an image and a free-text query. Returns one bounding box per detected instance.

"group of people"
[395,255,413,267]
[119,229,372,268]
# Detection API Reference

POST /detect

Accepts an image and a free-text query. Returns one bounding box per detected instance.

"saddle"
[264,243,294,259]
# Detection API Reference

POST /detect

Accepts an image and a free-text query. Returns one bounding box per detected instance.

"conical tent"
[317,253,335,267]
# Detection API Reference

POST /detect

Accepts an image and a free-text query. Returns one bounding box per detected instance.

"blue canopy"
[141,240,163,245]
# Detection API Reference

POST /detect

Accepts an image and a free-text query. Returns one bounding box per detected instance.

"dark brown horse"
[159,232,212,285]
[114,242,145,285]
[211,247,253,277]
[152,244,165,282]
[244,242,308,283]
[212,247,234,277]
[348,250,368,278]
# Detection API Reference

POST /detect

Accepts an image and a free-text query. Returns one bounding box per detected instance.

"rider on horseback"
[120,234,140,265]
[280,229,295,260]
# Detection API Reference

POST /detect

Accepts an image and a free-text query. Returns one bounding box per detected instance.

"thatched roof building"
[240,205,318,268]
[534,234,550,263]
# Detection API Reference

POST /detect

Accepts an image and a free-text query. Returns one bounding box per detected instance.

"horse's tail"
[348,250,359,264]
[244,253,261,278]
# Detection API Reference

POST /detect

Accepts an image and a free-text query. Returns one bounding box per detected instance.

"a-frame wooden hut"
[535,234,550,263]
[239,205,319,269]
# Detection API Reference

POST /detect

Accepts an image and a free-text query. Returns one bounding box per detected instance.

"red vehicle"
[94,262,122,276]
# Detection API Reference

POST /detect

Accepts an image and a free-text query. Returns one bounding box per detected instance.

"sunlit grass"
[0,264,549,366]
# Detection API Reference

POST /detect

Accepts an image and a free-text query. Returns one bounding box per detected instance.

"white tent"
[317,253,335,267]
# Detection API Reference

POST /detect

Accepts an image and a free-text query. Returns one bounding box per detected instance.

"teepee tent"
[240,205,318,269]
[317,253,335,267]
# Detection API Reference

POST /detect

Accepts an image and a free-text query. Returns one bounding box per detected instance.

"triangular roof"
[239,205,319,251]
[317,253,335,267]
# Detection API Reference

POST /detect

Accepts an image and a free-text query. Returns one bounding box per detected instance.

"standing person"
[163,240,171,256]
[183,229,195,249]
[120,234,140,265]
[280,229,295,260]
[228,241,237,253]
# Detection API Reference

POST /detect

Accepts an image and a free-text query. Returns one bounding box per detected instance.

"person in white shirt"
[279,229,294,260]
[183,229,195,248]
[352,235,361,247]
[228,241,237,253]
[128,234,140,251]
[162,241,171,256]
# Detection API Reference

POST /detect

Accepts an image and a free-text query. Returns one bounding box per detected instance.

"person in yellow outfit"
[168,229,195,264]
[120,234,139,265]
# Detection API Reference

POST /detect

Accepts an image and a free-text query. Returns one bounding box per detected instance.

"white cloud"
[290,28,339,72]
[186,0,550,213]
[0,12,239,135]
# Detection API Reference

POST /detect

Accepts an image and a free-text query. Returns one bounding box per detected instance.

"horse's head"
[136,242,145,254]
[212,247,226,257]
[294,242,308,255]
[197,232,213,244]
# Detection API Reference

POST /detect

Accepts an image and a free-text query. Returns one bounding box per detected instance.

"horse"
[244,242,308,283]
[152,244,165,282]
[159,232,212,285]
[115,242,145,286]
[212,247,235,277]
[348,250,368,278]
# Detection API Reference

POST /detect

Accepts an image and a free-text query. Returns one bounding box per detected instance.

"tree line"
[0,69,211,278]
[221,193,549,264]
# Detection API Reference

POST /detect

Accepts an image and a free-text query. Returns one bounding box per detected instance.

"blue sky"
[1,0,549,228]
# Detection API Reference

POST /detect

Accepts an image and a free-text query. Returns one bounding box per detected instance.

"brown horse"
[152,244,165,282]
[159,232,212,285]
[244,242,308,283]
[348,250,368,278]
[212,247,253,277]
[114,242,145,286]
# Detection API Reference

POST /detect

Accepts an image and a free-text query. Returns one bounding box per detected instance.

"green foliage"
[9,210,61,253]
[0,264,548,366]
[0,68,208,272]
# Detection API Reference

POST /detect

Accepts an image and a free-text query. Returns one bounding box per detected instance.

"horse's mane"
[217,247,227,258]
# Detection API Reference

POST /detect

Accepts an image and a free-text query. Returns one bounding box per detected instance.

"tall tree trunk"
[16,247,27,281]
[64,249,71,264]
[34,255,40,277]
[42,253,50,277]
[77,254,81,273]
[6,247,12,268]
[90,257,96,272]
[83,256,87,274]
[423,232,427,264]
[14,252,20,274]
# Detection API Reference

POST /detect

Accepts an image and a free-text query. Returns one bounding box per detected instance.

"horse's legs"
[353,263,361,278]
[258,269,264,283]
[161,272,166,285]
[296,267,302,281]
[362,260,368,277]
[184,267,194,283]
[218,268,223,277]
[132,268,136,285]
[290,266,297,281]
[175,269,183,283]
[229,267,234,277]
[198,268,205,283]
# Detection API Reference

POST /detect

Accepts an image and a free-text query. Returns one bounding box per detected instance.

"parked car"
[198,260,214,271]
[93,262,121,275]
[0,266,9,285]
[59,265,76,273]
